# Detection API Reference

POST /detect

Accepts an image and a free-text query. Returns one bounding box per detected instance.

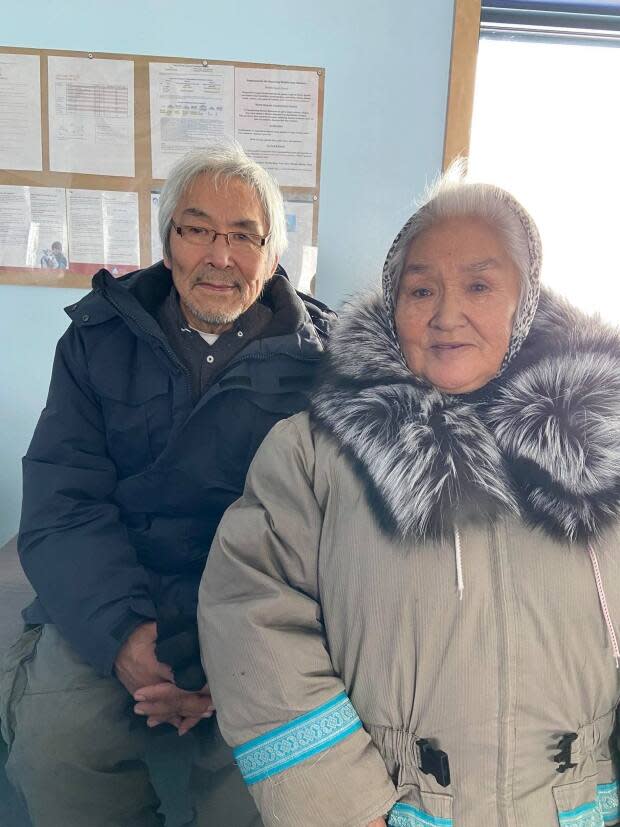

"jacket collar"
[65,261,171,329]
[311,289,620,543]
[66,261,333,336]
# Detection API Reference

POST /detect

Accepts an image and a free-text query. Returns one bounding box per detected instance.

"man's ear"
[163,230,173,269]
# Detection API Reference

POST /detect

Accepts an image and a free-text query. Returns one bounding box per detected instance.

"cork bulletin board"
[0,46,325,292]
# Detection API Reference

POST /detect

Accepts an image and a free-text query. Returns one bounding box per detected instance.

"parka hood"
[311,288,620,544]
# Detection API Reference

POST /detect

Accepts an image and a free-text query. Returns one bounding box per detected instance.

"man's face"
[164,175,278,334]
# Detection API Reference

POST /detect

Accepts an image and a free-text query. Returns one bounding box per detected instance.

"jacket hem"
[348,791,399,827]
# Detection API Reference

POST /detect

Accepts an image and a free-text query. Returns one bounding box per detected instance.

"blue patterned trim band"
[598,781,620,825]
[557,781,620,827]
[558,801,602,827]
[388,803,453,827]
[233,691,362,786]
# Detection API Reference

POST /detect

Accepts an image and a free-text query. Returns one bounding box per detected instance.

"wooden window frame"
[442,0,482,170]
[442,1,620,171]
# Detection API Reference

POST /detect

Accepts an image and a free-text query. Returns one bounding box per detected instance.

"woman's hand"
[367,819,387,827]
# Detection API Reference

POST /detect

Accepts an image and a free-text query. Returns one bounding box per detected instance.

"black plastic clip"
[417,738,451,788]
[554,732,578,773]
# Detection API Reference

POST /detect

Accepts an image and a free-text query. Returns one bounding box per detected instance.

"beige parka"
[199,195,620,827]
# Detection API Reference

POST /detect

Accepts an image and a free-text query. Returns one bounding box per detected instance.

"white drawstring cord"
[454,526,464,600]
[587,543,620,669]
[452,533,617,664]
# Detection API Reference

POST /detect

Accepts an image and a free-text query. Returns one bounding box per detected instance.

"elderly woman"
[198,173,620,827]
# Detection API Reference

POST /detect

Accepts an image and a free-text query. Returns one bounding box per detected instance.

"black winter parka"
[18,262,334,675]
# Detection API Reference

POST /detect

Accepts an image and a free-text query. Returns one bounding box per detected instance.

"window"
[467,1,620,322]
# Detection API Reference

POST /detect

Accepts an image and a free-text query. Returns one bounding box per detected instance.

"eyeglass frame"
[170,219,270,250]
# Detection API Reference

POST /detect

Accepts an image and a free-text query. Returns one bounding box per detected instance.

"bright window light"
[469,35,620,324]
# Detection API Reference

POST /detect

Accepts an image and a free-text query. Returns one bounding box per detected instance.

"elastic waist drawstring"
[587,543,620,668]
[454,525,464,600]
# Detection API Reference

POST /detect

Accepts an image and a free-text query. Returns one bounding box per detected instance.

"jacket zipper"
[490,519,518,827]
[223,347,322,365]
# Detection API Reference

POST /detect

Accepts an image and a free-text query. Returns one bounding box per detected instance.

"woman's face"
[395,216,522,394]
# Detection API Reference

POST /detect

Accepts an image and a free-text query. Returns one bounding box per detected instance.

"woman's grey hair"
[158,142,288,265]
[382,161,542,380]
[389,162,533,307]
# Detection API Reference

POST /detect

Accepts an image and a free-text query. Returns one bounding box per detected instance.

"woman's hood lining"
[311,290,620,544]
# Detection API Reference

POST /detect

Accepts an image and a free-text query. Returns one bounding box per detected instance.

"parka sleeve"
[18,327,156,676]
[198,416,397,827]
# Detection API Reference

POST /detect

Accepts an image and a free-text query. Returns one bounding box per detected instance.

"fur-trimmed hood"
[311,289,620,543]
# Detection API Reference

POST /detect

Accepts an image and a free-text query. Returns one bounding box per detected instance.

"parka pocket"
[553,770,620,827]
[99,372,171,475]
[596,760,620,825]
[0,625,43,748]
[370,725,455,826]
[388,785,454,826]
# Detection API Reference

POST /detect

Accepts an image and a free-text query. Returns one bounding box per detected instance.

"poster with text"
[235,67,318,187]
[0,186,67,272]
[67,189,139,276]
[0,53,42,171]
[280,200,316,292]
[150,62,234,180]
[49,56,135,177]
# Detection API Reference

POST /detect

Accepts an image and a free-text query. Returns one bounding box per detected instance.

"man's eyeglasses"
[171,220,269,251]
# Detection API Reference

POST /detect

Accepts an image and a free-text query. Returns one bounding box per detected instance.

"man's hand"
[133,681,215,736]
[114,622,174,696]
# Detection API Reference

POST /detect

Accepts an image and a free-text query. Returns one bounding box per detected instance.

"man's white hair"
[158,142,287,265]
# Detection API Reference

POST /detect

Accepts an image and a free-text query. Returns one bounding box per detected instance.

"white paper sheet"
[0,54,42,171]
[235,68,319,187]
[0,186,67,268]
[150,62,235,180]
[0,186,31,267]
[49,56,135,177]
[298,245,318,295]
[151,192,163,264]
[280,201,316,291]
[67,189,139,272]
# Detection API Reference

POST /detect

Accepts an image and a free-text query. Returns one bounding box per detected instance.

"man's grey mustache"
[191,271,241,289]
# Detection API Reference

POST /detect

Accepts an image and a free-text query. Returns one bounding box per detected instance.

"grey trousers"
[0,624,262,827]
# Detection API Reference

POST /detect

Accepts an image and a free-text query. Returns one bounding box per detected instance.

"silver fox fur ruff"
[311,289,620,543]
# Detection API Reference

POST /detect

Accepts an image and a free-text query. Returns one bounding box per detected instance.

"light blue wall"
[0,0,455,543]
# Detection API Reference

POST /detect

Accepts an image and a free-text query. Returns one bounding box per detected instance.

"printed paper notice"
[280,201,316,292]
[235,68,319,187]
[0,186,67,269]
[0,54,42,171]
[150,62,234,179]
[151,192,163,264]
[67,189,139,276]
[49,56,134,177]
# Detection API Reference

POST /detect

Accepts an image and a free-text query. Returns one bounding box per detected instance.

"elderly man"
[1,143,334,826]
